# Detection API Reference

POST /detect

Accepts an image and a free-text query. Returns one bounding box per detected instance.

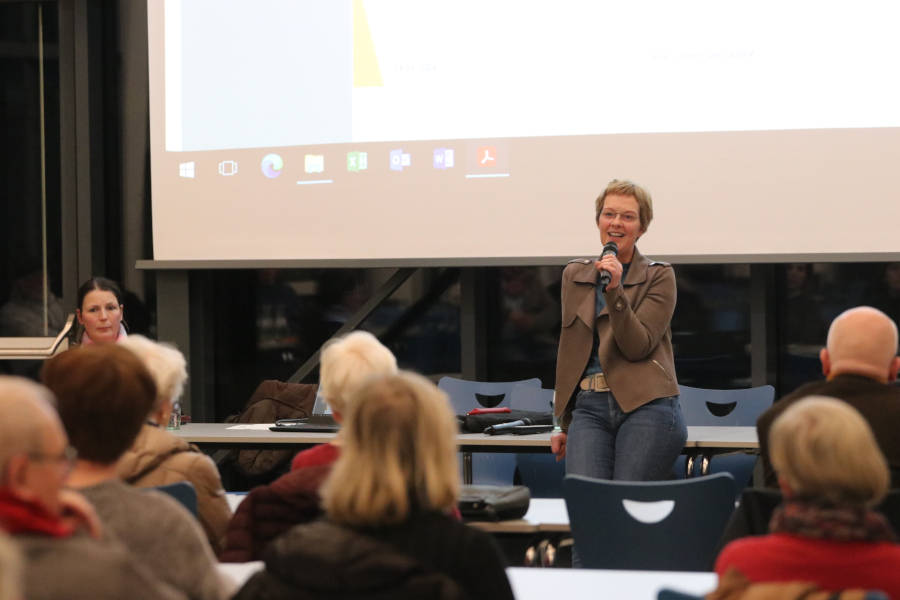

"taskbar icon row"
[177,144,508,181]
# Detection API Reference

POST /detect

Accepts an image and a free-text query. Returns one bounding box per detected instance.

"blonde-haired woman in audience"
[289,330,398,470]
[116,335,231,554]
[715,396,900,597]
[234,372,514,600]
[220,330,397,562]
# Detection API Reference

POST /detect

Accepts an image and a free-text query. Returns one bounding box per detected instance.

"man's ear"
[819,347,831,377]
[889,356,900,383]
[3,454,36,500]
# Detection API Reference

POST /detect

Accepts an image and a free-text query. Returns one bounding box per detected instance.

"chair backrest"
[678,384,775,426]
[437,376,541,414]
[564,472,736,571]
[516,453,566,498]
[152,481,198,516]
[508,386,554,412]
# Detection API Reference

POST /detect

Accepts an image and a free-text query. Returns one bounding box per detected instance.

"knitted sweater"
[80,479,233,600]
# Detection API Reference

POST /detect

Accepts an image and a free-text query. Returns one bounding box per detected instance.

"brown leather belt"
[579,372,610,392]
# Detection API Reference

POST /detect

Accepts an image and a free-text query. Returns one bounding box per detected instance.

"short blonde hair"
[770,396,889,507]
[595,179,654,231]
[319,331,397,415]
[119,335,187,413]
[321,371,459,526]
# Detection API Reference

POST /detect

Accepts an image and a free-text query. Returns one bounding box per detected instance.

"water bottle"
[167,401,182,430]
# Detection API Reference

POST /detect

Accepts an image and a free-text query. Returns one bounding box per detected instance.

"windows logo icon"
[260,153,284,179]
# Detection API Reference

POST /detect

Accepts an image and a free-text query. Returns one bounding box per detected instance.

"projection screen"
[147,0,900,265]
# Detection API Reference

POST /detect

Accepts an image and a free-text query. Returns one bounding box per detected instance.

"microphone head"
[602,241,619,256]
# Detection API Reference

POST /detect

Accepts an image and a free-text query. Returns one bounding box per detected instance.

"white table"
[174,423,757,451]
[469,498,569,533]
[217,562,718,599]
[508,567,717,600]
[178,423,757,483]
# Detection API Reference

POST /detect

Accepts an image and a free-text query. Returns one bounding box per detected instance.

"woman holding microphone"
[552,179,686,480]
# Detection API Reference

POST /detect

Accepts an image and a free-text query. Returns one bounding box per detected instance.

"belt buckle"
[581,373,608,392]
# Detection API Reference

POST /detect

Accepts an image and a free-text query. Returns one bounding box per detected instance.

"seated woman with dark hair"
[234,372,514,600]
[715,395,900,597]
[72,277,127,345]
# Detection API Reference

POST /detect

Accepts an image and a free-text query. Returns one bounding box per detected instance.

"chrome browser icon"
[260,153,284,178]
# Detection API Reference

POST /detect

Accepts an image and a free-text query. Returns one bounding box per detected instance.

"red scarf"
[0,488,72,537]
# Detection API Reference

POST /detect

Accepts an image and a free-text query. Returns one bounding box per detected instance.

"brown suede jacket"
[554,248,678,430]
[117,424,232,554]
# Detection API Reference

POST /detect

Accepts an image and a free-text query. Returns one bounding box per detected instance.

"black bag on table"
[457,410,552,434]
[458,485,531,521]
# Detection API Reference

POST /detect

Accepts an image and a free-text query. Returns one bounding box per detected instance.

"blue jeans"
[566,390,687,481]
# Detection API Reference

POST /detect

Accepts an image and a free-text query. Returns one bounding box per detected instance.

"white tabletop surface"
[507,567,717,600]
[217,562,717,599]
[469,498,569,533]
[174,423,757,449]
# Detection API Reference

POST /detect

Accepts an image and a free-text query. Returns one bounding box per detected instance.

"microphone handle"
[599,270,611,290]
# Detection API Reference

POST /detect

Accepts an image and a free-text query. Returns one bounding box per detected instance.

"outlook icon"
[389,149,411,172]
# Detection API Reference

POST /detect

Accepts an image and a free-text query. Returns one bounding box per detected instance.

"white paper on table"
[226,424,276,430]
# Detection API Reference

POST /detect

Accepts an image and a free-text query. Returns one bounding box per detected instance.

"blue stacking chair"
[152,481,198,517]
[438,376,542,485]
[438,376,542,414]
[509,387,565,497]
[516,453,566,498]
[676,384,774,492]
[564,472,736,571]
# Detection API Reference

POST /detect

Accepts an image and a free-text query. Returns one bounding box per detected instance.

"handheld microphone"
[598,241,619,292]
[484,417,534,435]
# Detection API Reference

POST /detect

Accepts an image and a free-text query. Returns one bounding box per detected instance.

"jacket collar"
[571,247,650,287]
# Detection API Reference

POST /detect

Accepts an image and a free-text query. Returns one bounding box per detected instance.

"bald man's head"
[0,377,73,516]
[821,307,900,383]
[0,377,62,477]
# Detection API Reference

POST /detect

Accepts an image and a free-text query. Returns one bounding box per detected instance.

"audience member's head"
[119,335,187,425]
[0,532,22,600]
[321,371,459,526]
[0,376,74,516]
[820,306,900,383]
[319,331,397,420]
[770,395,889,507]
[41,345,156,465]
[75,277,125,345]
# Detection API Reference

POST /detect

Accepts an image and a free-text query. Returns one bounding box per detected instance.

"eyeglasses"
[600,209,638,224]
[28,445,78,469]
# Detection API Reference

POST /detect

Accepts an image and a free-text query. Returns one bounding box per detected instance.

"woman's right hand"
[550,432,567,461]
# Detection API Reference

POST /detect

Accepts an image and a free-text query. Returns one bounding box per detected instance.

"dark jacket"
[219,464,333,562]
[757,374,900,487]
[554,248,678,428]
[233,513,514,600]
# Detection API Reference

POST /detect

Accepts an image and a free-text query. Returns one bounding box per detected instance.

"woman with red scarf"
[716,396,900,597]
